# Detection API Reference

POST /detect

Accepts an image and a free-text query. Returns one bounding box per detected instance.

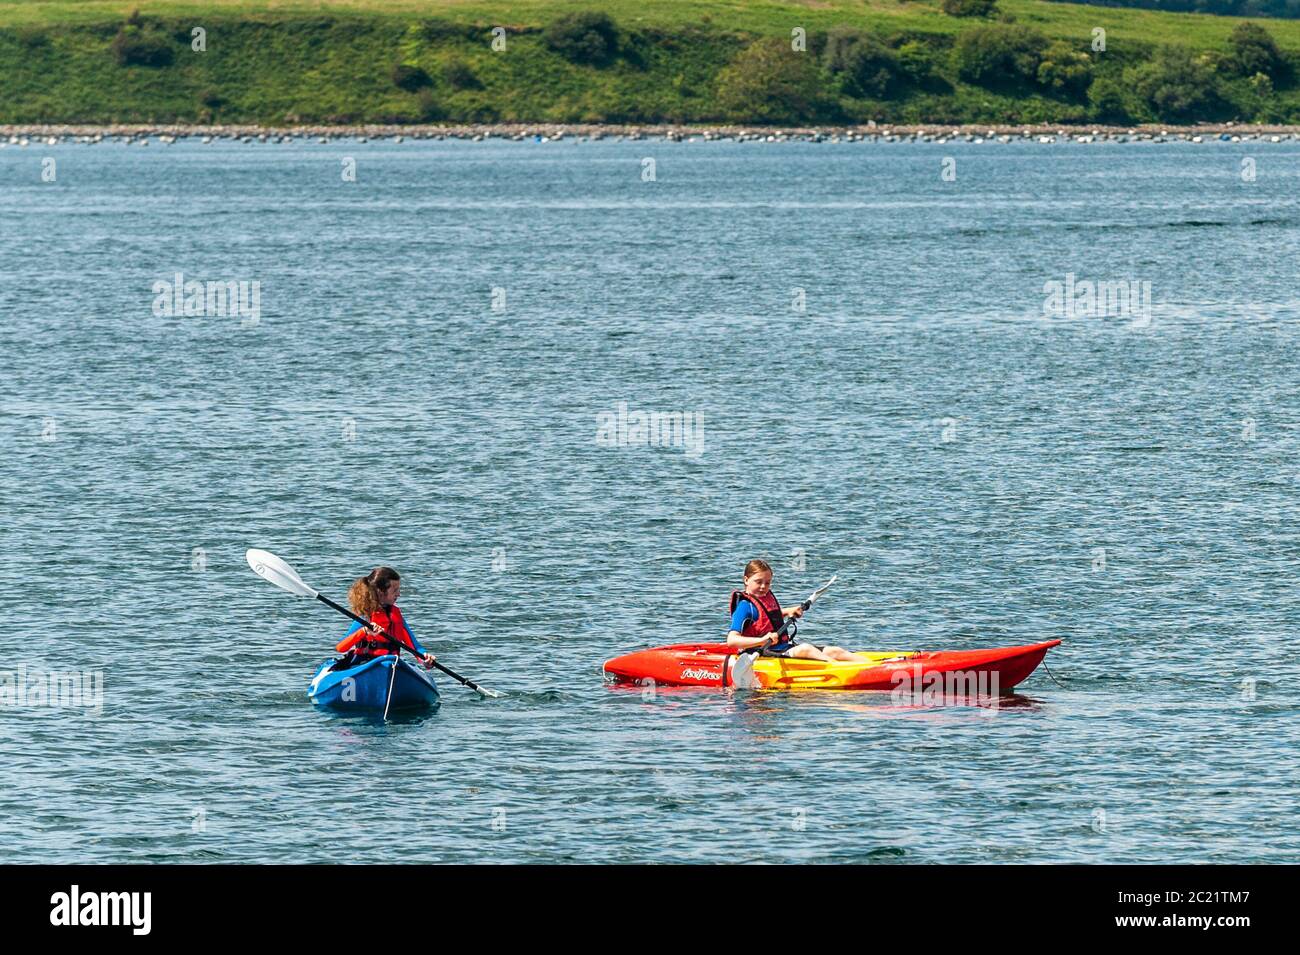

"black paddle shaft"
[314,593,495,696]
[740,595,815,657]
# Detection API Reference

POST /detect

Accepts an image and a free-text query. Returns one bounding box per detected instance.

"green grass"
[3,1,1299,125]
[4,0,1299,46]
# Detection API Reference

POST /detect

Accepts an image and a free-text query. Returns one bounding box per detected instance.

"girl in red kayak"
[727,559,866,662]
[336,566,436,666]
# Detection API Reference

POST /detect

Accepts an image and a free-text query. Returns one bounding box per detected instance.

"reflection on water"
[606,680,1042,712]
[312,707,442,730]
[725,688,1045,723]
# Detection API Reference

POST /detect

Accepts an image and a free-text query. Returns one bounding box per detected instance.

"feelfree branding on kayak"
[596,401,704,457]
[50,886,150,936]
[680,667,721,682]
[0,665,103,714]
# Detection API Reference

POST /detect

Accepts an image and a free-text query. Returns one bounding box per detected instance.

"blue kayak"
[308,655,440,712]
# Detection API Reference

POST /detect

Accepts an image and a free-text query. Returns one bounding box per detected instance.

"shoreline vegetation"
[6,2,1300,126]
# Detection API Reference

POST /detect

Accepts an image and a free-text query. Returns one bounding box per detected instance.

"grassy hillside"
[3,1,1300,125]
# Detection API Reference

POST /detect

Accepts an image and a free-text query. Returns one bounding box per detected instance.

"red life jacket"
[335,605,417,658]
[729,589,784,639]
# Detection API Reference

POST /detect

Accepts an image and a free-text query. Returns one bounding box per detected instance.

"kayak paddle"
[729,574,838,690]
[245,549,501,699]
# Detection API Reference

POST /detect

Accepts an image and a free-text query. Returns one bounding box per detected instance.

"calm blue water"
[1,136,1297,863]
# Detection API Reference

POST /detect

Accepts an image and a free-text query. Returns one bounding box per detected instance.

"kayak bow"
[308,655,440,711]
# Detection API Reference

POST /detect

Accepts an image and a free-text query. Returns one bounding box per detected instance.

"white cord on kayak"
[383,655,398,721]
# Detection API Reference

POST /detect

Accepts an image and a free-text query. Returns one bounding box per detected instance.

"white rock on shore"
[4,122,1300,146]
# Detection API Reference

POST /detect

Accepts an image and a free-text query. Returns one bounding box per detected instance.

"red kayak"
[603,640,1061,693]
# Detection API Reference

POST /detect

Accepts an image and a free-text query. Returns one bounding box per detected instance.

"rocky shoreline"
[7,121,1300,145]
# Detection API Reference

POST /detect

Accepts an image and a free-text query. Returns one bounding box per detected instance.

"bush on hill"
[717,37,834,122]
[391,63,432,91]
[1087,75,1134,121]
[1227,22,1283,79]
[1127,47,1223,120]
[823,27,901,98]
[544,12,620,65]
[110,25,174,67]
[443,59,482,90]
[953,24,1048,88]
[941,0,1000,17]
[1036,41,1094,95]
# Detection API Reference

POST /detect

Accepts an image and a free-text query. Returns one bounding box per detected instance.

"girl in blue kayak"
[727,559,866,662]
[335,566,436,666]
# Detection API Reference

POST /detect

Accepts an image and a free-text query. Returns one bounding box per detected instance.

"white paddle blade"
[246,549,318,598]
[729,652,758,690]
[807,574,838,605]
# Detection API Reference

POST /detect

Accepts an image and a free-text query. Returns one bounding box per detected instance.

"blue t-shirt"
[729,601,759,635]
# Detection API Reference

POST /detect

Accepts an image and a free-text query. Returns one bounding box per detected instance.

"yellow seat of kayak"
[752,651,917,687]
